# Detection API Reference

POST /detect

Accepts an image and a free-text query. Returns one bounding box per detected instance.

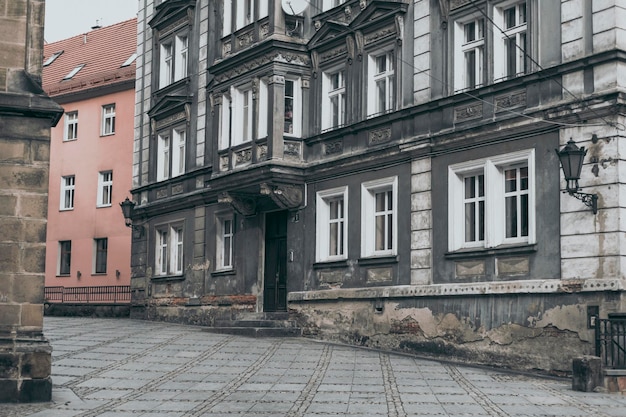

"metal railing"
[596,314,626,369]
[45,286,131,304]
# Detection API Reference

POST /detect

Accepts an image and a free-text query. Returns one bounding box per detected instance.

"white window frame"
[493,1,527,81]
[223,0,232,36]
[316,186,348,262]
[323,0,345,11]
[160,41,173,87]
[322,69,346,131]
[93,237,108,274]
[232,85,254,145]
[219,93,231,150]
[367,50,395,117]
[60,175,75,210]
[361,177,398,258]
[284,78,302,137]
[174,34,188,82]
[258,79,268,138]
[64,111,78,141]
[172,128,186,177]
[448,149,536,252]
[102,104,115,136]
[97,171,113,207]
[216,213,234,270]
[155,223,184,276]
[454,15,485,91]
[236,0,254,30]
[58,240,71,275]
[157,134,170,181]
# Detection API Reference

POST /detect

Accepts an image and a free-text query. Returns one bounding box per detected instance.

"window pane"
[329,223,338,255]
[479,200,485,241]
[95,238,107,273]
[505,195,517,238]
[464,176,475,199]
[505,169,517,192]
[375,215,384,250]
[466,50,476,89]
[284,80,294,134]
[59,241,71,275]
[504,7,516,29]
[520,166,528,190]
[465,202,475,242]
[521,194,529,237]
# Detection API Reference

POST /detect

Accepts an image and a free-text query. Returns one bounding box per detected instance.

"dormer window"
[63,64,84,80]
[44,51,63,67]
[121,52,137,68]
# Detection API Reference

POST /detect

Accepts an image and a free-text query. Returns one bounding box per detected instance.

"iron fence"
[596,314,626,369]
[45,286,131,304]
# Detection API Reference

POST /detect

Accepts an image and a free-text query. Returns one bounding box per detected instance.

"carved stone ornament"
[172,183,184,195]
[214,52,309,84]
[222,40,231,56]
[238,30,254,48]
[220,155,229,171]
[261,183,304,209]
[284,141,301,158]
[369,127,392,145]
[314,20,322,31]
[345,5,352,21]
[325,141,343,155]
[346,36,355,64]
[360,0,367,10]
[218,192,256,216]
[494,90,527,113]
[260,23,269,38]
[156,188,168,199]
[365,25,396,45]
[454,103,483,122]
[235,149,252,165]
[257,144,267,160]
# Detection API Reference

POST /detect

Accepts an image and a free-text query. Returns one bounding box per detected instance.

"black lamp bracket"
[565,189,598,215]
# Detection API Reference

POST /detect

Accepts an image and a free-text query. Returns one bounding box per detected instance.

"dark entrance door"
[264,211,288,312]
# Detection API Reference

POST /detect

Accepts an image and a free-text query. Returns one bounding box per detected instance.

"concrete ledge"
[288,278,623,302]
[44,303,130,317]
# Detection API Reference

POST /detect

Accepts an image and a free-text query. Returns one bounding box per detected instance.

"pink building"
[43,19,136,292]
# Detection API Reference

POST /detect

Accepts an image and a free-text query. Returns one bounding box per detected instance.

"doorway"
[263,211,288,312]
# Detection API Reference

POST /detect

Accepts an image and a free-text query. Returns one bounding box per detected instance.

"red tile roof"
[43,18,137,97]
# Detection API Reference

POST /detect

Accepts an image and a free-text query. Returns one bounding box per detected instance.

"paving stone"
[1,317,622,417]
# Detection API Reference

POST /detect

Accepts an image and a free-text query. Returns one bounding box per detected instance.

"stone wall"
[0,0,62,402]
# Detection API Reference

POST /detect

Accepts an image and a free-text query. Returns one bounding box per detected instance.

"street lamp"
[555,139,598,214]
[119,197,136,228]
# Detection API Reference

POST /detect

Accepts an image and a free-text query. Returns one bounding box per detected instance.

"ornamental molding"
[219,155,229,171]
[156,188,168,199]
[234,148,252,165]
[450,0,471,10]
[320,45,348,63]
[171,183,184,195]
[369,127,392,145]
[213,52,310,84]
[364,24,396,45]
[237,29,254,48]
[260,23,270,38]
[218,192,256,216]
[261,183,304,209]
[284,141,301,160]
[156,111,186,130]
[257,144,267,160]
[494,90,526,113]
[325,141,343,155]
[222,40,232,56]
[454,102,483,122]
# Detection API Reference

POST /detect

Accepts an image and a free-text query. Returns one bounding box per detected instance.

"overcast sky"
[44,0,138,43]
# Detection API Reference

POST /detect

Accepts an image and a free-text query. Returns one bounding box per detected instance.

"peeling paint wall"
[291,290,624,374]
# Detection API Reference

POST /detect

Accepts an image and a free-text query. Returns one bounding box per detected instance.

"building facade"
[132,0,626,374]
[43,20,137,293]
[0,0,62,402]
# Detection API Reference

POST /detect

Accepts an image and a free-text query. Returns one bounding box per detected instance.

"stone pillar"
[0,0,63,402]
[268,73,285,159]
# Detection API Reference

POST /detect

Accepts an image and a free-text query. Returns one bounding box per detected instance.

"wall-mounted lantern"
[119,197,146,236]
[555,139,598,214]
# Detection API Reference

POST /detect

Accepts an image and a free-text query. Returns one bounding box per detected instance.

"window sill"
[211,269,236,277]
[100,133,115,137]
[59,208,74,212]
[63,138,77,143]
[445,243,537,260]
[96,204,112,209]
[151,274,185,283]
[91,273,107,277]
[313,259,348,269]
[358,255,398,267]
[56,274,71,278]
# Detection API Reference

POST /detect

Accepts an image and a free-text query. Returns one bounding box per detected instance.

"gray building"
[130,0,626,374]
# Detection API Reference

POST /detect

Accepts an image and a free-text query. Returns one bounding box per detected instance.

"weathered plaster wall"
[290,288,624,374]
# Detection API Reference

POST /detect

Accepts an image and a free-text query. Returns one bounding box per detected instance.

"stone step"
[214,319,297,328]
[202,326,302,338]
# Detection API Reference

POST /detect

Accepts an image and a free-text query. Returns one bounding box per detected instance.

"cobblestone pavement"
[3,317,626,417]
